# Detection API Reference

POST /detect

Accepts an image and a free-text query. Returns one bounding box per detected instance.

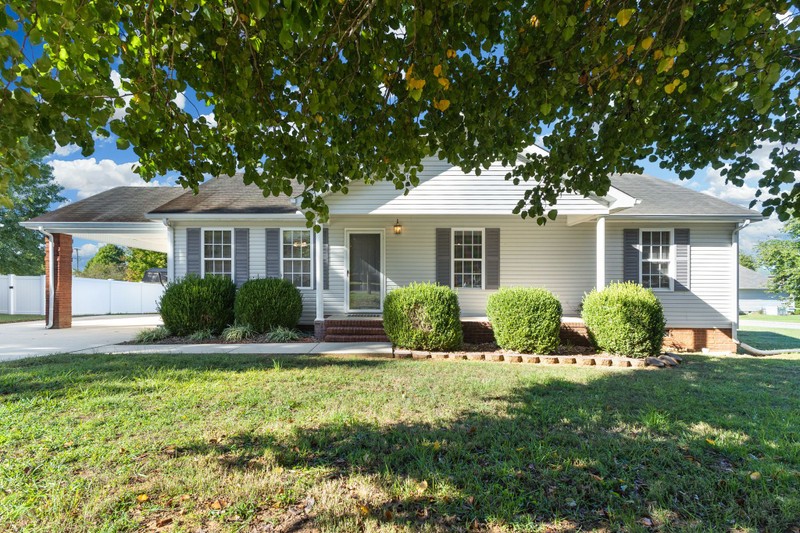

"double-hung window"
[282,229,312,289]
[202,229,233,279]
[640,230,672,290]
[453,229,484,289]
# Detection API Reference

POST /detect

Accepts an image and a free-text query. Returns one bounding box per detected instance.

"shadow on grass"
[171,356,800,531]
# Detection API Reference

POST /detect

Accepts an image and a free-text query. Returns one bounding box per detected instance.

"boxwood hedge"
[383,282,463,351]
[234,277,302,333]
[158,274,236,336]
[487,287,562,354]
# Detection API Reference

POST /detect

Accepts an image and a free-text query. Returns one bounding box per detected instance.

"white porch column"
[315,227,324,322]
[165,220,175,282]
[596,216,606,290]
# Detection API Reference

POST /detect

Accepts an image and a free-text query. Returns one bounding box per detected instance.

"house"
[22,152,762,352]
[739,265,792,315]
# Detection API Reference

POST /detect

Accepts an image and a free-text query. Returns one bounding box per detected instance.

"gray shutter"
[186,228,201,277]
[323,227,330,290]
[485,228,500,290]
[674,228,690,291]
[234,228,249,286]
[623,229,640,283]
[435,228,451,286]
[265,228,281,278]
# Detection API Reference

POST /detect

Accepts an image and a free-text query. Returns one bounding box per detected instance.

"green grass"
[738,325,800,351]
[741,313,800,323]
[1,353,799,532]
[0,313,44,324]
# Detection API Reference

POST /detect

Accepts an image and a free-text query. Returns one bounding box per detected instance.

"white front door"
[346,230,384,312]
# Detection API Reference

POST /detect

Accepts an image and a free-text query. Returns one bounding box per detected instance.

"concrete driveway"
[0,315,161,362]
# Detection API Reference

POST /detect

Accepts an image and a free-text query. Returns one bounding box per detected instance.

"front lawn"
[1,353,799,531]
[738,325,800,352]
[741,313,800,323]
[0,313,44,324]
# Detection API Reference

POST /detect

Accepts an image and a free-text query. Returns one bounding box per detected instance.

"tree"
[0,146,64,275]
[739,252,758,271]
[757,218,800,303]
[75,262,127,281]
[125,249,166,282]
[84,244,126,270]
[1,2,798,225]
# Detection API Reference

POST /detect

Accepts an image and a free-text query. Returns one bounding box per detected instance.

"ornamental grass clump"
[487,288,562,354]
[383,282,463,351]
[581,282,666,357]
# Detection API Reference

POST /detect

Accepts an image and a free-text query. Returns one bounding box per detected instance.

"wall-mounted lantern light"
[393,219,403,235]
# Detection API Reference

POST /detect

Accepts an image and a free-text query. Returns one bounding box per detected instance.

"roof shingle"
[26,187,184,224]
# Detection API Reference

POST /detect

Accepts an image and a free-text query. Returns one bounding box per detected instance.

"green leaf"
[616,9,635,27]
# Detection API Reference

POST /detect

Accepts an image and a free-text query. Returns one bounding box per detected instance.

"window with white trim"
[453,229,484,289]
[203,229,233,279]
[640,230,672,290]
[282,229,312,288]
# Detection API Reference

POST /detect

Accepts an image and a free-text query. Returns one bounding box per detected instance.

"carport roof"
[27,187,184,224]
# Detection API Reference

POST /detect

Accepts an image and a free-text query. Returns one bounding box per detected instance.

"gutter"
[37,226,55,329]
[731,219,752,350]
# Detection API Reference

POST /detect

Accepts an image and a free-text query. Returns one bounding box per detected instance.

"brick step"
[324,334,390,342]
[324,320,384,328]
[325,326,387,336]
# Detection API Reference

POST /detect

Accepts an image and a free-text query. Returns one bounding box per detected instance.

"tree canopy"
[739,252,758,271]
[0,145,63,275]
[79,244,165,281]
[757,217,800,303]
[1,1,798,225]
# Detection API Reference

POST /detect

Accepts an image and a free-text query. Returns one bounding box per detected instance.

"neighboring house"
[22,151,762,352]
[739,265,792,315]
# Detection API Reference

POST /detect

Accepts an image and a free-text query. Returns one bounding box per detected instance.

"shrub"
[158,275,236,336]
[187,328,214,342]
[222,324,255,342]
[581,282,666,357]
[383,282,463,351]
[265,326,301,342]
[235,278,303,333]
[487,288,562,354]
[133,326,171,344]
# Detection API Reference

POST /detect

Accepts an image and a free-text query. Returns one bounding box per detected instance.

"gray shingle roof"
[148,175,300,215]
[609,174,762,218]
[27,187,184,224]
[739,265,771,290]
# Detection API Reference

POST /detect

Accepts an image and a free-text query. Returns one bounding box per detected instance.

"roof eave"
[144,212,306,220]
[19,221,165,232]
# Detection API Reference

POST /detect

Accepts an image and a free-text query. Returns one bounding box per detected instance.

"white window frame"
[201,228,234,280]
[280,228,314,289]
[451,228,486,290]
[639,228,674,292]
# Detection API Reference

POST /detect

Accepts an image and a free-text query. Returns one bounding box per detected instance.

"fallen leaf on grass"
[358,504,370,517]
[750,471,762,481]
[137,494,149,503]
[209,499,223,510]
[417,480,428,492]
[156,517,173,527]
[706,438,716,445]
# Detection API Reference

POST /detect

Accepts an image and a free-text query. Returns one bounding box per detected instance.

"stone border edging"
[392,349,685,369]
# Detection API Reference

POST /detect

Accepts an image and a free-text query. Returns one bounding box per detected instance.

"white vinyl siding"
[325,157,611,215]
[607,220,736,328]
[172,220,315,324]
[325,215,595,317]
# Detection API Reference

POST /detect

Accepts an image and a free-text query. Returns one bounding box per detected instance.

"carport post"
[43,232,73,329]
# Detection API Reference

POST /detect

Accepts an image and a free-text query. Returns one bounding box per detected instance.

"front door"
[347,231,383,312]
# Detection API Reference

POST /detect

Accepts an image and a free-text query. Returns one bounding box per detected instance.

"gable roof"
[609,174,761,219]
[148,175,300,216]
[739,265,771,290]
[26,187,184,224]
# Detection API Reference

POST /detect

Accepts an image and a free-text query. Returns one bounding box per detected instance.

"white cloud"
[173,92,186,110]
[110,70,132,121]
[49,158,163,199]
[53,143,80,157]
[198,112,217,127]
[740,216,783,254]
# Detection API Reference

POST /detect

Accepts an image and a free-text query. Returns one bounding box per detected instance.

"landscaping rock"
[578,357,596,366]
[505,355,523,363]
[412,351,431,359]
[448,353,467,360]
[521,355,540,364]
[630,358,646,368]
[614,358,632,367]
[393,350,412,359]
[645,357,666,368]
[660,355,680,366]
[466,353,484,361]
[664,352,683,362]
[597,358,613,367]
[487,354,504,362]
[542,356,559,364]
[430,352,449,359]
[559,356,576,365]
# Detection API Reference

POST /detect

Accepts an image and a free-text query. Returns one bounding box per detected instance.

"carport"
[20,187,183,328]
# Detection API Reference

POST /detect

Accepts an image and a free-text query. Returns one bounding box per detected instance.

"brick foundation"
[44,233,72,329]
[664,328,735,353]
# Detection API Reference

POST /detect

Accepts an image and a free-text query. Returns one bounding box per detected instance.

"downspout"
[731,219,751,349]
[38,226,55,329]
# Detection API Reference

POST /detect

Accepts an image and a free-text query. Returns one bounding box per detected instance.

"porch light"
[393,219,403,235]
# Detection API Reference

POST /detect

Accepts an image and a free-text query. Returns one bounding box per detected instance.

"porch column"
[314,227,325,339]
[44,233,73,328]
[596,216,606,290]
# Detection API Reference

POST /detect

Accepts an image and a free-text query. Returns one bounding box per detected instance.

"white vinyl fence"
[0,275,165,316]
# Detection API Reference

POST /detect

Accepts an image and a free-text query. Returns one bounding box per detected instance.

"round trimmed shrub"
[581,282,666,357]
[158,274,236,336]
[487,288,562,354]
[234,278,302,333]
[383,282,463,351]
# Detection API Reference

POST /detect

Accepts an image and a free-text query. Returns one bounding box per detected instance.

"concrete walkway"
[73,342,393,356]
[740,319,800,330]
[0,315,162,362]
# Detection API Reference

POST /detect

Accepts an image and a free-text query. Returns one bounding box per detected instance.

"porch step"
[323,319,389,342]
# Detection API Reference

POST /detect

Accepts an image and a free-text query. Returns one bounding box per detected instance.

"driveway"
[0,315,161,362]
